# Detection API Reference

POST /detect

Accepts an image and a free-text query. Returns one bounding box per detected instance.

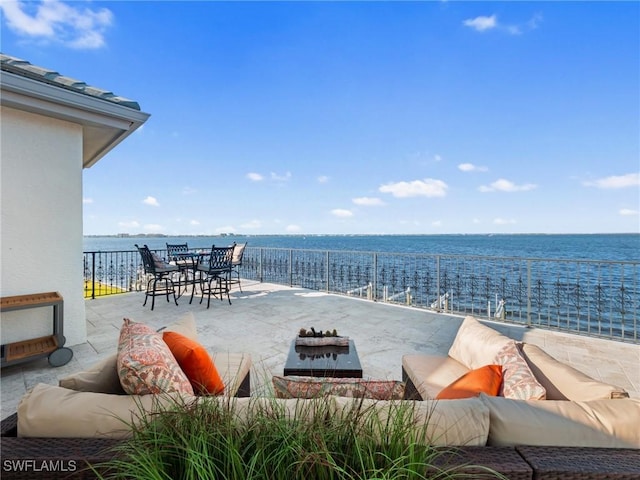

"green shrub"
[95,395,504,480]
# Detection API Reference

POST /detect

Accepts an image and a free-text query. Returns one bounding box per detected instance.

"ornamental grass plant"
[94,394,504,480]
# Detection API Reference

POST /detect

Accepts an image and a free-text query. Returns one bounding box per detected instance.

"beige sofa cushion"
[59,354,124,394]
[403,354,470,400]
[519,343,629,401]
[18,383,196,438]
[230,396,337,425]
[212,352,251,397]
[334,396,489,446]
[448,316,511,370]
[480,393,640,448]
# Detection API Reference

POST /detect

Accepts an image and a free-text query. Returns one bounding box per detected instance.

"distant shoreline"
[84,232,639,238]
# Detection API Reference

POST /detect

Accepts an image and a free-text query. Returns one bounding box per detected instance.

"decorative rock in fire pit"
[295,327,349,346]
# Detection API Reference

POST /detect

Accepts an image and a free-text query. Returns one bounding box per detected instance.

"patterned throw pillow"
[272,376,405,400]
[494,340,546,400]
[117,318,194,395]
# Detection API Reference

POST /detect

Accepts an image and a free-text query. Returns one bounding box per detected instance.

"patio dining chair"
[167,242,191,296]
[194,245,234,308]
[229,242,247,292]
[135,244,179,310]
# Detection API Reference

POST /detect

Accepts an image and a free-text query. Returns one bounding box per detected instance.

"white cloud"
[463,14,497,32]
[408,151,442,164]
[479,178,537,192]
[463,13,539,35]
[506,25,522,35]
[286,224,301,232]
[379,178,448,198]
[493,218,516,225]
[189,220,200,226]
[144,224,163,233]
[247,172,264,181]
[331,209,354,218]
[620,209,639,216]
[432,220,442,227]
[583,173,639,189]
[118,220,140,228]
[82,197,93,204]
[528,13,543,30]
[182,187,197,195]
[458,163,488,172]
[317,175,330,184]
[0,0,113,49]
[352,197,385,206]
[241,219,262,229]
[142,196,160,206]
[270,171,292,182]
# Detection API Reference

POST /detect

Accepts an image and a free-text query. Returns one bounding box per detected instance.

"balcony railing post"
[289,249,293,287]
[91,252,96,300]
[526,259,532,328]
[259,248,264,283]
[325,251,330,292]
[372,253,378,301]
[436,255,441,304]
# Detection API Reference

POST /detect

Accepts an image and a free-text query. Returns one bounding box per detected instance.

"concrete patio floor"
[2,280,639,420]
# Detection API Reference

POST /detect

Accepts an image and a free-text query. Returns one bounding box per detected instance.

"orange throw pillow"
[436,364,503,400]
[162,331,225,395]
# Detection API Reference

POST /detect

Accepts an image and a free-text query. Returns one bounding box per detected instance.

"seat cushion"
[480,394,640,448]
[117,318,193,395]
[436,365,503,400]
[333,396,490,447]
[18,383,196,438]
[448,316,512,370]
[211,352,252,397]
[402,354,470,399]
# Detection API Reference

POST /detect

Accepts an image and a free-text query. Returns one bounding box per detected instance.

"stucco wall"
[1,106,87,347]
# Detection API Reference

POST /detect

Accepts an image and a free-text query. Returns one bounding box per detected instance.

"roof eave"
[1,70,150,168]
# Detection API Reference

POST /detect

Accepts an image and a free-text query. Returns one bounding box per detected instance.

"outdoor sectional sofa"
[1,315,639,479]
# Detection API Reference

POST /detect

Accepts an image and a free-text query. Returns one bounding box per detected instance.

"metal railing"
[83,247,639,343]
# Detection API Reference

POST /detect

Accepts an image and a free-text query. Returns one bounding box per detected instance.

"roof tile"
[1,53,141,111]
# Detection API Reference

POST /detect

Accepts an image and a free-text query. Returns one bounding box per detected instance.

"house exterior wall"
[1,106,87,347]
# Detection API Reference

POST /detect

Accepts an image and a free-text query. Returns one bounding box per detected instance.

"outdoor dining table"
[171,250,210,299]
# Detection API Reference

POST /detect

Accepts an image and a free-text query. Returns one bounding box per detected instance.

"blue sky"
[2,1,639,235]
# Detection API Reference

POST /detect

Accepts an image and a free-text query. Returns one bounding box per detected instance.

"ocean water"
[84,233,640,262]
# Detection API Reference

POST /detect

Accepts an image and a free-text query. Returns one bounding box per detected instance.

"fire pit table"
[283,339,363,378]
